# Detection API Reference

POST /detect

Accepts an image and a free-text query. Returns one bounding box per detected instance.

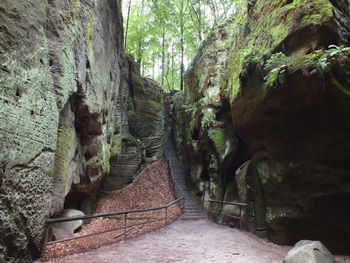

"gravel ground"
[46,219,350,263]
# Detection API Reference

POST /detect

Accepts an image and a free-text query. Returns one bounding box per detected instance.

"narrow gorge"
[0,0,350,262]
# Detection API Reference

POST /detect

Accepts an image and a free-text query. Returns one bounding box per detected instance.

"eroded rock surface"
[174,0,350,254]
[0,0,164,261]
[101,57,164,191]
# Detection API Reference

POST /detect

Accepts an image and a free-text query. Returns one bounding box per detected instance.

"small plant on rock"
[318,45,350,70]
[264,52,290,72]
[263,52,290,89]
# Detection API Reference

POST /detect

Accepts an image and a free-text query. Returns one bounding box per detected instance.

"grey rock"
[284,240,336,263]
[50,209,85,240]
[0,0,124,260]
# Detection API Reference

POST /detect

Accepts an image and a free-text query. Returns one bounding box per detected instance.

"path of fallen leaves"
[45,160,182,262]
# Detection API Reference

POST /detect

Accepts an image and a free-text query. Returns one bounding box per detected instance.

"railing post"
[41,224,50,262]
[124,212,127,241]
[165,206,168,223]
[239,206,242,230]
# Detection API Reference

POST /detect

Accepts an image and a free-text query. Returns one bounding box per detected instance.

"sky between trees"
[123,0,240,91]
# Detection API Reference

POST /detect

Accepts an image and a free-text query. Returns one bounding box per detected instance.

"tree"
[123,0,239,91]
[124,0,132,49]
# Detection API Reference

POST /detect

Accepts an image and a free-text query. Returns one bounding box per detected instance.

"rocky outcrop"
[0,0,164,261]
[171,21,242,207]
[101,58,165,191]
[176,0,350,254]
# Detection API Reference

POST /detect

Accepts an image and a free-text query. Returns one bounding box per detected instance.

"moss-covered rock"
[173,20,242,206]
[178,0,350,254]
[230,0,350,254]
[101,57,165,192]
[0,0,124,260]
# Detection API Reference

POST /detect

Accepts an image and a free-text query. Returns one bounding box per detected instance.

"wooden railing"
[208,199,247,230]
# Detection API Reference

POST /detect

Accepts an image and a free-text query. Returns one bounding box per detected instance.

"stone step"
[181,216,207,220]
[185,208,204,212]
[164,136,207,221]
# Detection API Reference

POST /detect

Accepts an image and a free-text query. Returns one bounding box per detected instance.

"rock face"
[0,0,164,261]
[171,21,241,207]
[284,240,336,263]
[101,58,164,191]
[175,0,350,254]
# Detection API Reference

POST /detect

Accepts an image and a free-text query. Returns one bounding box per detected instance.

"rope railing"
[208,199,247,230]
[40,155,185,261]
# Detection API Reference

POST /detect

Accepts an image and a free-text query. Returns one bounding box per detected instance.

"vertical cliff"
[176,0,350,254]
[0,0,164,261]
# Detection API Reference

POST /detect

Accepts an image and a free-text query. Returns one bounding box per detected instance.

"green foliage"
[225,0,334,100]
[181,104,195,113]
[263,52,290,89]
[264,52,290,72]
[318,45,350,70]
[201,108,215,128]
[209,129,225,150]
[124,0,238,91]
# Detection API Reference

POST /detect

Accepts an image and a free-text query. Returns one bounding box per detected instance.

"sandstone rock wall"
[101,57,165,191]
[0,0,164,261]
[176,0,350,254]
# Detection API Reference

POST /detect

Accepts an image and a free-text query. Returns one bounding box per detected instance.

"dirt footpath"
[51,218,350,263]
[53,219,288,263]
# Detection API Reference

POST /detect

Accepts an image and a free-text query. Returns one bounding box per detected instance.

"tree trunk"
[171,42,175,91]
[180,0,185,91]
[124,0,132,49]
[161,27,166,87]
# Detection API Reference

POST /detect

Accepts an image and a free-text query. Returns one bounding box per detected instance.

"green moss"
[131,72,145,91]
[72,0,81,14]
[331,77,350,98]
[102,152,111,173]
[53,124,73,186]
[86,23,94,46]
[68,0,81,25]
[111,137,123,156]
[270,23,289,48]
[187,118,196,140]
[86,14,97,50]
[283,0,301,11]
[111,133,140,156]
[300,0,333,27]
[201,108,215,129]
[209,129,225,151]
[224,0,334,101]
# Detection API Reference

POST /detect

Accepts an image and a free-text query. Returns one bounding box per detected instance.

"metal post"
[124,213,127,241]
[239,206,242,230]
[41,224,50,262]
[165,206,168,223]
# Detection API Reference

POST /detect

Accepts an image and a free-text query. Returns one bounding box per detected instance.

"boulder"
[284,240,336,263]
[50,209,85,240]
